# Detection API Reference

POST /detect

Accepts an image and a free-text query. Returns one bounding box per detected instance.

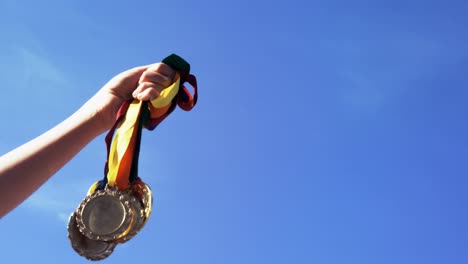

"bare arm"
[0,63,175,218]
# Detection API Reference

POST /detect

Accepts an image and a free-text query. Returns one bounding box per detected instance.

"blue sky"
[1,0,468,263]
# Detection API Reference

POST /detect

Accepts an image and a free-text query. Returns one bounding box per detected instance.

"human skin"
[0,62,175,218]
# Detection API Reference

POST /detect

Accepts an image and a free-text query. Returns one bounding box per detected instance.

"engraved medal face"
[76,188,134,241]
[67,212,116,261]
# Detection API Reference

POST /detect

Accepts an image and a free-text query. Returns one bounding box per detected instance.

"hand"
[93,63,176,130]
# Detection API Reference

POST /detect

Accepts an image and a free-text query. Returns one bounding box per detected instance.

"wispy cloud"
[21,177,92,224]
[0,45,70,107]
[17,47,65,81]
[23,191,75,224]
[17,46,67,86]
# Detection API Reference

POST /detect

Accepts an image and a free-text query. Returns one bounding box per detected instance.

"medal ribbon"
[89,54,198,193]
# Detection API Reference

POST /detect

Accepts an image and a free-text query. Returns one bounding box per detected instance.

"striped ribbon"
[88,54,198,193]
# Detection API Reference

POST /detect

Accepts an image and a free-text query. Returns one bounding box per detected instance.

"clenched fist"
[93,63,176,130]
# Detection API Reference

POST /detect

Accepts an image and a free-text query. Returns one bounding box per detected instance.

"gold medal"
[67,212,116,261]
[115,181,153,243]
[136,181,153,220]
[75,187,135,241]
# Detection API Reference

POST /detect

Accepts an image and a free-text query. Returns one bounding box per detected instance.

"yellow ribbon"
[106,75,181,190]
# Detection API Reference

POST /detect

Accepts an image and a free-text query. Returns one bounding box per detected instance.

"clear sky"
[1,0,468,263]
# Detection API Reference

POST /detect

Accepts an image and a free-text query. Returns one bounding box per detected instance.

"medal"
[133,180,153,221]
[115,180,153,243]
[67,212,116,261]
[67,54,198,260]
[75,187,135,241]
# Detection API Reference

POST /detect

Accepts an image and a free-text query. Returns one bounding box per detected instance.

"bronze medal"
[67,212,116,261]
[75,187,134,242]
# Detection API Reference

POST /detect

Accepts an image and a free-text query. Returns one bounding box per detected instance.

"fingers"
[138,63,175,84]
[139,70,172,88]
[133,63,176,101]
[133,82,166,101]
[146,63,175,79]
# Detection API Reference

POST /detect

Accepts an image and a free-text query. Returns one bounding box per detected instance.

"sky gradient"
[1,0,468,263]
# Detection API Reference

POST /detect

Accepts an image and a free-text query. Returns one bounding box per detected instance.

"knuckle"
[141,71,152,80]
[147,63,163,73]
[139,81,153,90]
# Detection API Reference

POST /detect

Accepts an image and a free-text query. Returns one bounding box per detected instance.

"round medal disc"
[76,188,134,241]
[114,195,144,243]
[138,181,153,220]
[67,212,116,261]
[115,181,153,243]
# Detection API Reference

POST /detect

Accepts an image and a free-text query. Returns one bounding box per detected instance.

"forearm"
[0,94,109,218]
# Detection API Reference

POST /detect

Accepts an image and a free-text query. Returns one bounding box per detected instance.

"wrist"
[80,92,121,135]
